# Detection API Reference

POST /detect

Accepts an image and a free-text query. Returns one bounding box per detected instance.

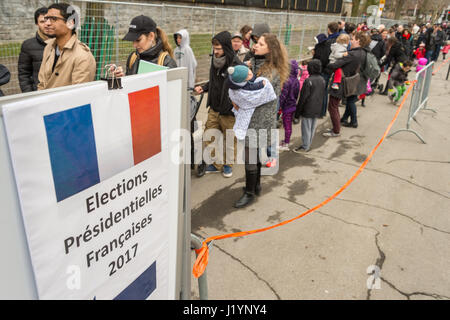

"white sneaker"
[322,131,340,137]
[278,143,290,151]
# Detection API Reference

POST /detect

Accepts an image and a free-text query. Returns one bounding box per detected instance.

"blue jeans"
[320,73,330,117]
[342,95,358,125]
[426,50,434,62]
[431,44,441,62]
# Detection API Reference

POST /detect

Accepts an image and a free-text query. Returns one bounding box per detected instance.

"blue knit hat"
[228,65,249,84]
[315,33,328,44]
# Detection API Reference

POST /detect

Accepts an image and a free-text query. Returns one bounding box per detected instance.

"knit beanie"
[228,65,249,83]
[314,33,328,44]
[418,57,427,66]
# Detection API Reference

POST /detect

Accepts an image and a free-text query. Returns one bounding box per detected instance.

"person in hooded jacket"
[293,59,325,152]
[278,59,300,151]
[174,29,197,90]
[174,29,198,170]
[123,15,177,75]
[194,31,242,178]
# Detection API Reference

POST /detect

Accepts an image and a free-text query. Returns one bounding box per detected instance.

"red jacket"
[414,47,426,59]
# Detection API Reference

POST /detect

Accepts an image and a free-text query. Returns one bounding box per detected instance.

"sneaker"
[324,128,333,133]
[222,165,232,178]
[205,164,220,174]
[278,142,290,152]
[331,83,339,90]
[293,146,308,153]
[322,131,341,137]
[265,158,277,168]
[342,122,358,128]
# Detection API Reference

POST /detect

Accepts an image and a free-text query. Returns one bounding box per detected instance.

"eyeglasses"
[43,16,66,23]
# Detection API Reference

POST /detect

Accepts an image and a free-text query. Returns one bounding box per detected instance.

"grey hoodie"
[329,42,347,64]
[174,29,197,89]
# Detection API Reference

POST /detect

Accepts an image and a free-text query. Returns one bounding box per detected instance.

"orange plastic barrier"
[432,57,450,75]
[193,81,417,278]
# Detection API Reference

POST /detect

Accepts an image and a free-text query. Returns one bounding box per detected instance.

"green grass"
[0,42,21,58]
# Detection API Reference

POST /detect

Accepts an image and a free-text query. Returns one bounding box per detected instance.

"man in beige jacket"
[38,3,96,90]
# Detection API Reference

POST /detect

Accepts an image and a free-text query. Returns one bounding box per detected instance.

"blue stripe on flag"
[44,104,100,202]
[113,261,157,300]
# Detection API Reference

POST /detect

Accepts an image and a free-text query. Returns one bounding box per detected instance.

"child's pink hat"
[418,57,427,66]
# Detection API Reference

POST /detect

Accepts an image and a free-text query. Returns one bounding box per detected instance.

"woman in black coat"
[380,37,408,95]
[327,31,371,128]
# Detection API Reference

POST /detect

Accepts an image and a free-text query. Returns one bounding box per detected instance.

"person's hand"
[109,65,124,78]
[262,80,266,86]
[343,52,348,57]
[232,101,239,111]
[194,86,204,95]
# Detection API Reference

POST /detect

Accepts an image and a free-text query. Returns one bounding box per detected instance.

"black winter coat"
[295,60,325,118]
[313,32,340,74]
[387,42,407,67]
[0,64,11,96]
[326,47,368,99]
[370,34,386,61]
[17,32,47,92]
[201,31,241,116]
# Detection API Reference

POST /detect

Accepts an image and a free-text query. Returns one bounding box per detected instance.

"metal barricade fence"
[0,0,408,96]
[387,62,436,144]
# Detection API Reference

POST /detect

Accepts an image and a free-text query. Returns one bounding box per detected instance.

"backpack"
[128,51,169,70]
[361,50,380,81]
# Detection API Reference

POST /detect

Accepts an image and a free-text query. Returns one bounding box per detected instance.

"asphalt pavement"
[190,60,450,300]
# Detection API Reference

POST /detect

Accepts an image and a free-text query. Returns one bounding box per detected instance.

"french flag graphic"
[43,86,161,202]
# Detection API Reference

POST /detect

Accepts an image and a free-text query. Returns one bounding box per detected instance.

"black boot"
[235,170,258,208]
[255,163,261,196]
[197,161,206,177]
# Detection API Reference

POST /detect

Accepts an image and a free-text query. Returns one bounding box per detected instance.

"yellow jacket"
[38,34,96,90]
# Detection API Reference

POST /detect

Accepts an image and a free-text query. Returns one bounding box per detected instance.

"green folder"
[137,60,168,74]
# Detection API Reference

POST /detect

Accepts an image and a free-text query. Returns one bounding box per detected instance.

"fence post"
[298,14,305,61]
[115,5,119,66]
[191,234,208,300]
[278,13,283,39]
[212,7,217,37]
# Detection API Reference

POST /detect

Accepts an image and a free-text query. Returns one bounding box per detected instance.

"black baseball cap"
[123,15,157,41]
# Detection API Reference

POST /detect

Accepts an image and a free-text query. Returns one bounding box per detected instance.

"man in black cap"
[123,15,176,73]
[194,31,241,178]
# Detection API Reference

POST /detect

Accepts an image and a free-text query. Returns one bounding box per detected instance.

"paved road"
[190,62,450,300]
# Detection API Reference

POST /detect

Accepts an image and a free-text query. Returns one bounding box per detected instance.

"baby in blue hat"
[227,64,276,140]
[228,65,264,91]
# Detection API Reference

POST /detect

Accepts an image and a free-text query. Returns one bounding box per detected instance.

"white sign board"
[2,71,176,299]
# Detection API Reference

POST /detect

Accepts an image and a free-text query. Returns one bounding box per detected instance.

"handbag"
[343,71,361,97]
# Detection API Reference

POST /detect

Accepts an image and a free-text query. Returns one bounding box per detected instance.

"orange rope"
[192,81,417,278]
[432,57,450,75]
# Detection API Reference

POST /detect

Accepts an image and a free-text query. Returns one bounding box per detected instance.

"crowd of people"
[1,3,450,209]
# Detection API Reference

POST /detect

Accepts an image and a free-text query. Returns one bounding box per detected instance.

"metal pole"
[191,234,208,300]
[115,5,119,66]
[298,14,305,61]
[212,7,217,37]
[278,14,283,39]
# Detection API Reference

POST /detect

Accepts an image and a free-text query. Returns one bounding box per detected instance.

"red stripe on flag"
[128,86,162,165]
